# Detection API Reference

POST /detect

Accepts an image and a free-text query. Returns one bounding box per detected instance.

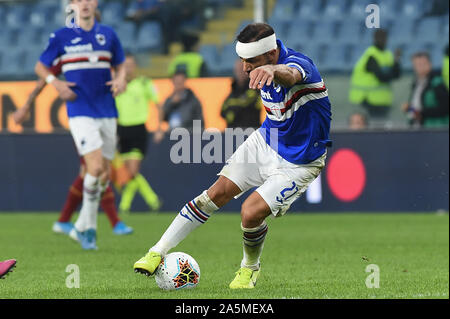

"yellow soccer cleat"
[229,267,260,289]
[134,252,162,276]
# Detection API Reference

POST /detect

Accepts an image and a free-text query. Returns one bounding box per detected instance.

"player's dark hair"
[236,23,275,43]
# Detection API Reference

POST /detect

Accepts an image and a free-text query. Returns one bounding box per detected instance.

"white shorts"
[218,130,326,217]
[68,116,117,160]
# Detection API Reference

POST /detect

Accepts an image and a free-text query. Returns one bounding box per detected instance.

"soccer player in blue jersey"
[35,0,126,250]
[134,23,332,288]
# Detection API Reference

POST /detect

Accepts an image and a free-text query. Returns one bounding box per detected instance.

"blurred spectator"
[221,59,261,129]
[168,31,207,78]
[162,66,204,130]
[423,0,449,17]
[401,52,449,128]
[348,112,369,130]
[349,29,402,122]
[126,0,164,23]
[443,45,449,91]
[126,0,205,54]
[126,0,170,52]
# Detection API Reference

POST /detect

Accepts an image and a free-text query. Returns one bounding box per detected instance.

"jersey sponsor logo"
[71,37,82,44]
[64,43,94,53]
[274,84,281,93]
[260,90,272,100]
[95,34,106,46]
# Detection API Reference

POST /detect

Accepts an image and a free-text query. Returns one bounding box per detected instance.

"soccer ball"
[155,252,200,290]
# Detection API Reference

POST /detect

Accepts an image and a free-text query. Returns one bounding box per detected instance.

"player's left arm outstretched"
[13,79,47,124]
[249,64,303,90]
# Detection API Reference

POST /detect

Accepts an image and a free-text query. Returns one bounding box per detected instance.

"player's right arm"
[37,31,77,102]
[34,62,77,101]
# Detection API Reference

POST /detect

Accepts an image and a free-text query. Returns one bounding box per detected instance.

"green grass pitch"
[0,212,448,299]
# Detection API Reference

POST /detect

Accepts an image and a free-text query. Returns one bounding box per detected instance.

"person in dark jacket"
[162,66,204,131]
[221,59,261,129]
[401,51,449,128]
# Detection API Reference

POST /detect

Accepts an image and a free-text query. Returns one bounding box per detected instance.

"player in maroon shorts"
[13,62,133,236]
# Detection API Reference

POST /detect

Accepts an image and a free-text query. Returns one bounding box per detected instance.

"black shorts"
[117,124,148,157]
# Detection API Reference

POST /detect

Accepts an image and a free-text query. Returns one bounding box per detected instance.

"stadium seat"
[348,0,375,20]
[217,43,238,75]
[101,1,125,27]
[267,17,290,40]
[312,20,338,46]
[16,28,43,47]
[199,45,222,74]
[115,22,137,52]
[5,4,29,29]
[321,43,350,73]
[270,0,298,22]
[430,45,445,68]
[388,18,415,48]
[135,22,163,53]
[23,49,43,77]
[400,0,425,19]
[0,5,6,23]
[444,17,449,39]
[0,26,15,48]
[322,0,348,22]
[0,48,26,78]
[376,0,400,27]
[414,17,443,45]
[295,43,321,61]
[49,9,65,27]
[28,1,56,28]
[295,1,323,22]
[285,20,314,49]
[337,18,365,46]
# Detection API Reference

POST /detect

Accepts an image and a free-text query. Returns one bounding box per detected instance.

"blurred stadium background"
[0,0,448,126]
[0,0,448,212]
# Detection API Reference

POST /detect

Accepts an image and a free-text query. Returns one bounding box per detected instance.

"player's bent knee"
[240,204,265,229]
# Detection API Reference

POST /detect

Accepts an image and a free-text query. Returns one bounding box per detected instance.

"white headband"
[236,33,277,59]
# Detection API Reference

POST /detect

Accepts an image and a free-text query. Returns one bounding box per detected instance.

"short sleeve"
[39,32,62,68]
[147,80,160,104]
[285,55,313,82]
[110,29,125,66]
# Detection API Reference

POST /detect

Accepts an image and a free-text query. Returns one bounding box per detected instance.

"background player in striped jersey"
[133,23,332,288]
[34,0,126,250]
[13,62,133,237]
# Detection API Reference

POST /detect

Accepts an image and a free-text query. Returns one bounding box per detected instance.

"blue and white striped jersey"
[259,39,332,164]
[40,21,125,118]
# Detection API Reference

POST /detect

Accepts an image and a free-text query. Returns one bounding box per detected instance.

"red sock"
[58,175,83,222]
[101,186,120,227]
